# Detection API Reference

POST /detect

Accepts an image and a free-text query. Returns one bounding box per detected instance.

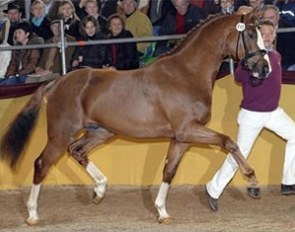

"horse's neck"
[177,28,227,80]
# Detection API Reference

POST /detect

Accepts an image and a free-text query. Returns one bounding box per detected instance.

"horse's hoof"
[92,192,104,204]
[26,217,39,226]
[247,187,261,199]
[205,187,218,212]
[158,216,173,224]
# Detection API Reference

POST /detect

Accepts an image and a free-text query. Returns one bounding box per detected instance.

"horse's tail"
[0,81,55,169]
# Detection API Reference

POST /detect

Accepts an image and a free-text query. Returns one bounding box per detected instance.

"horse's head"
[227,7,271,80]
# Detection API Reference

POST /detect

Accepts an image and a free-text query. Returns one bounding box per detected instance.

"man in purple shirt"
[205,20,295,212]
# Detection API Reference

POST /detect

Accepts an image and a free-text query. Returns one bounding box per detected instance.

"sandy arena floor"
[0,185,295,232]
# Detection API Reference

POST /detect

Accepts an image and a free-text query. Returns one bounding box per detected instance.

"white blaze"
[256,28,272,74]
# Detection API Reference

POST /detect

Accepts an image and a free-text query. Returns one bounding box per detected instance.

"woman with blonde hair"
[58,0,81,39]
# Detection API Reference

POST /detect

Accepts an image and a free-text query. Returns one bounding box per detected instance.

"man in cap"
[4,2,23,45]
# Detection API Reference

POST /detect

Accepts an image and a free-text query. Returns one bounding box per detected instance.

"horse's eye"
[247,29,257,39]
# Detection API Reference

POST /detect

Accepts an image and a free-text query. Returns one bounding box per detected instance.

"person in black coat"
[155,0,206,56]
[71,15,108,69]
[105,14,139,70]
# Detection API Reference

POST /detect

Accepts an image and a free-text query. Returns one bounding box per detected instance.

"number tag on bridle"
[236,22,246,32]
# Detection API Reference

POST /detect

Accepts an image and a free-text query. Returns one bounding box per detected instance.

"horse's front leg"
[68,127,115,204]
[183,123,258,187]
[155,140,190,223]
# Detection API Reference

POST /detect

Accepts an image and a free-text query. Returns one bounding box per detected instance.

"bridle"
[235,15,267,71]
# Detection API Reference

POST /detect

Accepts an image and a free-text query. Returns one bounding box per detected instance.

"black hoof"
[205,187,218,212]
[247,187,261,199]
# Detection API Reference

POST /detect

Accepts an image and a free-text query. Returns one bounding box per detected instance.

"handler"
[205,19,295,212]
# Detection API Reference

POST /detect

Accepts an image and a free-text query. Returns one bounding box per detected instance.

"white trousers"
[207,107,295,199]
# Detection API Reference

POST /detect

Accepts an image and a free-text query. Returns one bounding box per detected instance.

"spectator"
[100,0,119,19]
[205,20,295,212]
[249,0,265,11]
[203,0,236,15]
[84,0,108,34]
[74,0,88,19]
[43,0,55,16]
[262,4,280,28]
[105,14,139,70]
[269,1,295,70]
[155,0,206,56]
[146,0,174,35]
[4,2,23,45]
[276,0,295,27]
[35,17,76,76]
[71,15,108,69]
[119,0,153,56]
[0,21,44,85]
[46,0,62,21]
[58,0,81,39]
[234,0,274,9]
[30,0,53,41]
[0,14,12,78]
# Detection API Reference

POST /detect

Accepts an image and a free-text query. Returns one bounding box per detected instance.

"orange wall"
[0,76,292,189]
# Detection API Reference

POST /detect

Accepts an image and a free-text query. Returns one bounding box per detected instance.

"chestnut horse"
[1,10,270,225]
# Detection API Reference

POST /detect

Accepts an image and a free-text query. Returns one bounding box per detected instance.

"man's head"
[15,21,31,44]
[249,0,263,10]
[259,20,276,50]
[120,0,137,16]
[85,0,100,17]
[261,5,280,28]
[5,2,22,23]
[172,0,190,16]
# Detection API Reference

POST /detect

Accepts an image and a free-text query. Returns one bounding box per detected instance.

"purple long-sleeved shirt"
[235,50,282,112]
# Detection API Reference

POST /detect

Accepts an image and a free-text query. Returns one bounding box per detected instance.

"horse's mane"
[157,13,232,59]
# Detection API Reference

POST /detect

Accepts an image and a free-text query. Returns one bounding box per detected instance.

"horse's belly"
[90,108,174,138]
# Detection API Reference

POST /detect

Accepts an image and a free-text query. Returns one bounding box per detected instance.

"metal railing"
[0,20,295,76]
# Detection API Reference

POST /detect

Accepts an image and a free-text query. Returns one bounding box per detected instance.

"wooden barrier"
[0,76,292,190]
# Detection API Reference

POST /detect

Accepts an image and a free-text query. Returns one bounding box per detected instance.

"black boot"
[281,184,295,195]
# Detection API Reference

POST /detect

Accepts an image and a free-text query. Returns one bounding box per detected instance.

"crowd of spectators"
[0,0,295,85]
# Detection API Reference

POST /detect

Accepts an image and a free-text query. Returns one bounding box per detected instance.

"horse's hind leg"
[155,140,190,223]
[68,126,115,204]
[26,136,74,225]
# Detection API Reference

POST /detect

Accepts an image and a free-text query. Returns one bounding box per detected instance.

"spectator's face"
[220,0,234,10]
[109,18,123,36]
[31,2,45,18]
[121,0,136,15]
[260,24,276,50]
[15,29,29,44]
[60,3,74,19]
[173,0,189,16]
[85,21,96,37]
[85,2,99,16]
[263,9,279,28]
[50,23,61,36]
[249,0,262,9]
[7,9,22,23]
